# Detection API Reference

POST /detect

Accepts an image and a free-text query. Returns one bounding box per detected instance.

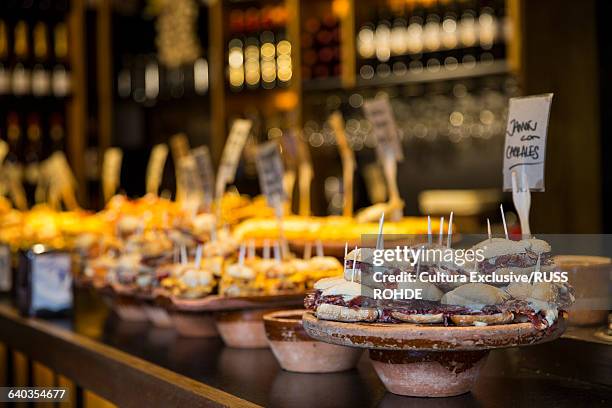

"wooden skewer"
[500,204,509,239]
[487,218,492,242]
[438,216,444,246]
[376,212,385,250]
[427,215,432,245]
[195,245,203,268]
[351,246,358,282]
[446,211,453,249]
[238,243,246,266]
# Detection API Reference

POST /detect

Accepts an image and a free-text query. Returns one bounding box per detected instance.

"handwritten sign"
[0,244,10,292]
[191,146,215,207]
[146,144,168,195]
[362,98,404,162]
[503,94,553,191]
[255,141,285,207]
[218,119,252,187]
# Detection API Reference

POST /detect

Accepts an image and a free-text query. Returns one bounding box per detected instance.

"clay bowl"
[143,304,174,328]
[171,312,219,338]
[263,310,362,373]
[303,312,566,397]
[554,255,611,326]
[101,284,148,322]
[215,309,275,349]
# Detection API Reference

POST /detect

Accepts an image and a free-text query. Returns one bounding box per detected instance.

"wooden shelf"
[355,60,510,89]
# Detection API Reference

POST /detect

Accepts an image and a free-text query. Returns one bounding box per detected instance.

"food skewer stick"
[173,246,179,264]
[500,204,509,239]
[446,211,454,249]
[329,111,356,218]
[487,218,492,242]
[427,215,432,245]
[238,243,246,266]
[438,216,444,246]
[376,212,385,250]
[273,241,282,263]
[194,244,203,268]
[343,242,348,274]
[248,240,255,259]
[316,240,324,257]
[263,240,270,260]
[180,245,188,265]
[351,246,358,282]
[535,254,541,273]
[304,241,312,260]
[512,169,532,238]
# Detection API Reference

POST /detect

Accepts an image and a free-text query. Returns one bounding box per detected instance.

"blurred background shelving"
[0,0,605,233]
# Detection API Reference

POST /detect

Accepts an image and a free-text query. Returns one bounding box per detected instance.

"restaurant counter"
[0,289,611,407]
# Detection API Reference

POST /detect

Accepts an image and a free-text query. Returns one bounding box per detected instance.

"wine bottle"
[12,20,31,96]
[0,19,9,95]
[32,21,51,97]
[24,113,42,203]
[52,21,70,97]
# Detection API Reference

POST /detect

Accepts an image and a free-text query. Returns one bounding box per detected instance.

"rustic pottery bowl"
[303,311,566,397]
[263,310,362,373]
[171,312,218,338]
[215,309,273,348]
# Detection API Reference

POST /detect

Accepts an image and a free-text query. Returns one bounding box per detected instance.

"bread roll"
[313,276,345,291]
[472,238,526,259]
[521,238,551,255]
[441,283,510,306]
[397,280,444,301]
[450,311,514,326]
[390,311,444,324]
[316,303,378,322]
[320,280,375,300]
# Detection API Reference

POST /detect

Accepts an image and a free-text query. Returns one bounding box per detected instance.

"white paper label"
[0,245,10,291]
[362,98,404,162]
[255,141,285,207]
[503,93,553,191]
[191,146,215,206]
[218,119,252,185]
[31,252,73,313]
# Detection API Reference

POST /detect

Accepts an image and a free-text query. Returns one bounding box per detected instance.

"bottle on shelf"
[52,21,70,97]
[32,21,51,97]
[12,20,31,96]
[0,19,10,95]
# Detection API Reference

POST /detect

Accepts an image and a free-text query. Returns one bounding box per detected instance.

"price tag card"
[362,98,404,162]
[146,144,169,195]
[255,141,285,207]
[191,146,215,206]
[0,244,10,292]
[503,93,553,191]
[218,119,252,186]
